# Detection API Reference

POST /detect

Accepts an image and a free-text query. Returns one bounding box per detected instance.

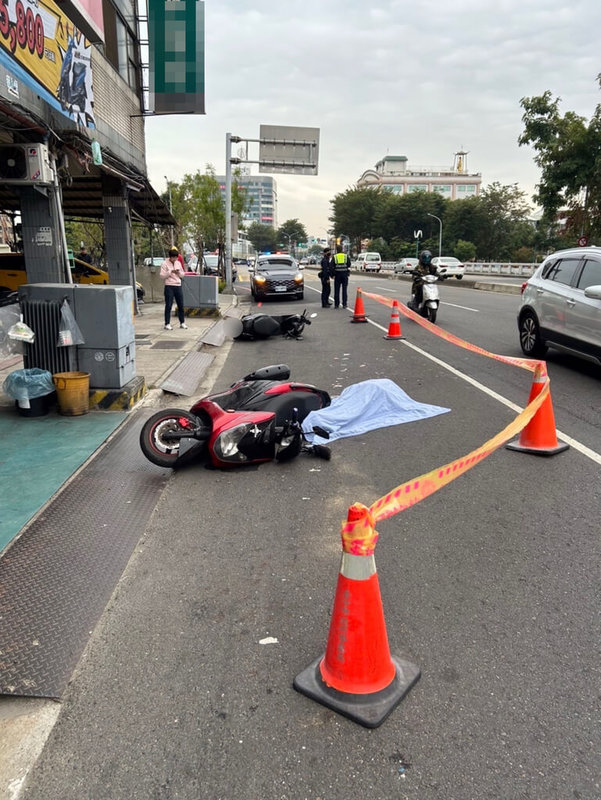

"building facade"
[357,152,481,200]
[217,173,278,229]
[0,0,172,288]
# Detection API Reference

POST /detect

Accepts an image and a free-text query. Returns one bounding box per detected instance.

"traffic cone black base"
[294,654,420,729]
[506,440,569,456]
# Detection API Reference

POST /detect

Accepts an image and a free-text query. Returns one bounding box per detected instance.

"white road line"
[442,301,480,312]
[366,317,601,466]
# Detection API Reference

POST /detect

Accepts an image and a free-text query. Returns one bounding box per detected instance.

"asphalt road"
[20,274,601,800]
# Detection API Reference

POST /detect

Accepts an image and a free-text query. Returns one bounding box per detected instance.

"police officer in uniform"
[319,247,333,307]
[333,244,351,309]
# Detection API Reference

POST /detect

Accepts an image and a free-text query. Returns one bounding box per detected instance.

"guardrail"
[377,261,536,278]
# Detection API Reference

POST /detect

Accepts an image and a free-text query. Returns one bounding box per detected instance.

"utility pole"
[427,213,442,258]
[165,176,174,246]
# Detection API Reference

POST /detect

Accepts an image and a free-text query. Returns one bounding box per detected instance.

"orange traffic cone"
[506,363,569,456]
[384,300,404,339]
[294,503,420,728]
[350,288,368,323]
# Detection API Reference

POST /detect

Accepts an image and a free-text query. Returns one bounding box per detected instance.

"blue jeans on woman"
[164,284,185,325]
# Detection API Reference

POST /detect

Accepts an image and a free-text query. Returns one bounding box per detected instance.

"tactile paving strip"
[0,415,170,698]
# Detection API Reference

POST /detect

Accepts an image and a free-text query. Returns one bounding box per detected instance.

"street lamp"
[427,213,442,258]
[165,176,174,246]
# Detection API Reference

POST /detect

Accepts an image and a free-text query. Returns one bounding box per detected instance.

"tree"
[277,219,307,255]
[329,187,383,253]
[167,165,247,278]
[519,79,601,239]
[246,222,278,253]
[454,240,477,262]
[475,183,532,260]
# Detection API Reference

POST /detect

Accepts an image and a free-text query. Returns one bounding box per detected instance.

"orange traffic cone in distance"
[506,364,569,456]
[384,300,404,340]
[294,504,420,728]
[350,288,368,323]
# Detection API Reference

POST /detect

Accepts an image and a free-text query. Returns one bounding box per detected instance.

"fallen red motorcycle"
[139,364,331,469]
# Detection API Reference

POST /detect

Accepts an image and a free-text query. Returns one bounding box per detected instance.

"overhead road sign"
[259,125,319,175]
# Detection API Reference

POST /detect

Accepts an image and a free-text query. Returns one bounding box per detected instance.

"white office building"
[357,152,481,200]
[217,174,278,228]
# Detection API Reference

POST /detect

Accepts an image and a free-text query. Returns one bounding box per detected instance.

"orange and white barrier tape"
[343,291,555,541]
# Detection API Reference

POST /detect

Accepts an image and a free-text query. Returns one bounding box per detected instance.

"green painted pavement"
[0,409,127,552]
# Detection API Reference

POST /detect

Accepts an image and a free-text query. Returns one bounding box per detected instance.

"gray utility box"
[18,283,136,388]
[182,274,218,308]
[78,342,136,388]
[71,284,135,348]
[73,285,135,388]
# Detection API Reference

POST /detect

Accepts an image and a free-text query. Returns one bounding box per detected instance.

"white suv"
[518,246,601,363]
[353,252,382,272]
[432,256,466,279]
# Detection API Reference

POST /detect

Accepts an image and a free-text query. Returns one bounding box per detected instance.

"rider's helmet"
[418,250,432,268]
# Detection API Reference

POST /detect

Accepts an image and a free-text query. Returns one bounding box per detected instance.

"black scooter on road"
[232,309,316,341]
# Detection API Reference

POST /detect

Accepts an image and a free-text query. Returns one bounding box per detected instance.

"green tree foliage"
[475,183,533,260]
[64,220,105,264]
[334,180,541,262]
[167,165,247,276]
[277,219,307,255]
[519,79,601,239]
[454,240,477,262]
[246,222,278,253]
[329,187,382,253]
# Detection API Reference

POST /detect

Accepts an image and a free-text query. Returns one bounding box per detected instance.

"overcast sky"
[144,0,601,238]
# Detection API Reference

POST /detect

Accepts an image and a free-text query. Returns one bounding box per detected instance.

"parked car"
[0,252,145,301]
[432,256,466,279]
[353,252,382,272]
[517,246,601,363]
[394,257,419,275]
[250,254,304,300]
[203,254,237,282]
[299,257,309,266]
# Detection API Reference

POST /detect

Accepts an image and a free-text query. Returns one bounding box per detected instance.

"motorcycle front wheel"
[139,408,210,468]
[426,306,437,324]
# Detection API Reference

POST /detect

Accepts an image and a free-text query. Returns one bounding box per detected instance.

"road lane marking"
[442,301,480,312]
[366,317,601,466]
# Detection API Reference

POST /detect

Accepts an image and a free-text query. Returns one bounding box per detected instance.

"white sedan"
[432,257,466,279]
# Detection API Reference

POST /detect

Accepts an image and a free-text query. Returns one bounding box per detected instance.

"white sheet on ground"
[302,379,450,444]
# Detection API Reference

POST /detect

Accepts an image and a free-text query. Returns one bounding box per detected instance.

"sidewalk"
[0,296,239,554]
[0,296,244,800]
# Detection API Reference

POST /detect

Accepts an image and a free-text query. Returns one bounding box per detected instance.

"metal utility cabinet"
[72,285,136,388]
[18,284,136,388]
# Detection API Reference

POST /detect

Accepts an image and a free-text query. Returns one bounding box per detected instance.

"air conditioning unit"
[0,143,53,185]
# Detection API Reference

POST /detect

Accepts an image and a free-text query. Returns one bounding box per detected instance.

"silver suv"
[518,246,601,363]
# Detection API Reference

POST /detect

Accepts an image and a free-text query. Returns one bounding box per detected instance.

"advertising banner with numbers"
[0,0,95,127]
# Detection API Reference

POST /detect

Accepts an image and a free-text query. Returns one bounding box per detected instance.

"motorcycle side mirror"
[309,313,317,319]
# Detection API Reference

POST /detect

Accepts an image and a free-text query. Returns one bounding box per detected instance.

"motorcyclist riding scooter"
[408,249,441,323]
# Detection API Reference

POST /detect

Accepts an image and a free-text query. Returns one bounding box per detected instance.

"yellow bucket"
[52,371,90,416]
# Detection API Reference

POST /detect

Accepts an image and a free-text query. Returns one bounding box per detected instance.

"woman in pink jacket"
[160,246,188,330]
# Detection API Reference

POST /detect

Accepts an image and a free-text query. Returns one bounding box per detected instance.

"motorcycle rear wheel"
[426,306,437,324]
[139,408,209,468]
